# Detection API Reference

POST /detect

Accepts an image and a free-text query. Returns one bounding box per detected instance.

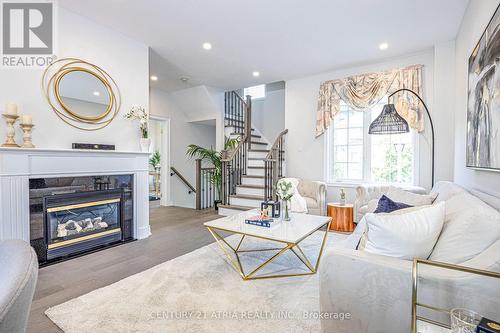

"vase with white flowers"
[276,179,294,221]
[124,105,150,152]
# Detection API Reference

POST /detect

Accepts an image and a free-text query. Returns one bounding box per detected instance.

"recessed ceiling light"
[202,42,212,50]
[379,42,389,50]
[252,71,260,77]
[150,75,158,81]
[93,91,100,96]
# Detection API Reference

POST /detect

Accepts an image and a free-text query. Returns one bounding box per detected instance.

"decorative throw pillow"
[374,195,413,213]
[386,186,437,206]
[356,205,432,250]
[429,193,500,264]
[360,202,446,260]
[366,199,379,213]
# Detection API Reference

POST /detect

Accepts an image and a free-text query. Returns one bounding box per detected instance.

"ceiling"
[60,0,469,91]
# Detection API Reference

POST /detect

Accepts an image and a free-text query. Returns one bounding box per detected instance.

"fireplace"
[29,175,135,264]
[44,190,124,260]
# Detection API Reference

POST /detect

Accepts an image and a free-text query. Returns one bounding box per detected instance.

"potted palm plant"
[149,150,161,172]
[186,137,240,210]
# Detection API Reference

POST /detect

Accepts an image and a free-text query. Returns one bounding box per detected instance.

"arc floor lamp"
[368,88,435,186]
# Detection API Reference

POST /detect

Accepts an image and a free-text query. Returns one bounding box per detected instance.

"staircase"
[218,91,287,216]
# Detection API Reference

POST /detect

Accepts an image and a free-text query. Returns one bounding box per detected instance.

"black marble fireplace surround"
[29,175,134,265]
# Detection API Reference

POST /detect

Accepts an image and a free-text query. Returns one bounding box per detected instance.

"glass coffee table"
[204,210,332,280]
[416,321,450,333]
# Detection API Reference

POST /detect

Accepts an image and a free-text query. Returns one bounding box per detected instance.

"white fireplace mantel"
[0,147,151,242]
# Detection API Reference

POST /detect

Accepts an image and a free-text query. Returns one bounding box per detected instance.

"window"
[327,98,416,185]
[243,84,265,99]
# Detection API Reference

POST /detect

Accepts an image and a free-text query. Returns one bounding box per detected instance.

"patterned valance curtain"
[316,64,424,137]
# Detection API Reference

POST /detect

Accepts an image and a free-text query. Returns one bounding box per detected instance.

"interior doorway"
[149,116,170,207]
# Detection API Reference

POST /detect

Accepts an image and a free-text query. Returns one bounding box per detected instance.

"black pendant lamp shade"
[368,103,410,135]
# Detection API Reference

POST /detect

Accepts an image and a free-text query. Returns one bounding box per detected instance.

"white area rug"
[45,231,346,333]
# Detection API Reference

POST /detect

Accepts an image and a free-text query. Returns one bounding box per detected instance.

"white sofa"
[320,182,500,333]
[354,184,427,222]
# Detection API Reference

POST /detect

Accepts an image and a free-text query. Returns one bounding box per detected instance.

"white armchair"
[297,180,327,216]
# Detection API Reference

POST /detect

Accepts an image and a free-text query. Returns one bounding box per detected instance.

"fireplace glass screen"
[47,198,121,247]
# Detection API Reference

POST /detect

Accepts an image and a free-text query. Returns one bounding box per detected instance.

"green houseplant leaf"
[186,137,240,200]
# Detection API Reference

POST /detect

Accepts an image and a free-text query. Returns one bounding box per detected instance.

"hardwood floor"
[28,206,220,333]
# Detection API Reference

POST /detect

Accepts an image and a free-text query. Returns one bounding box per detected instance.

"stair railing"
[220,134,247,206]
[170,166,196,194]
[225,91,252,142]
[220,92,253,206]
[264,129,288,201]
[195,159,217,210]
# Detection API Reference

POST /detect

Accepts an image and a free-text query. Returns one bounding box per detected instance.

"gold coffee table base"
[206,220,331,281]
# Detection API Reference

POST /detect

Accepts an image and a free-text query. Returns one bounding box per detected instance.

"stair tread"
[225,125,255,131]
[248,166,265,169]
[237,184,265,189]
[242,175,265,179]
[230,194,265,200]
[250,141,267,145]
[248,157,266,160]
[218,204,254,211]
[231,133,261,138]
[248,149,270,152]
[224,118,244,123]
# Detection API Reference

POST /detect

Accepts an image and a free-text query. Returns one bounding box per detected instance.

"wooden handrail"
[170,166,196,193]
[265,129,288,160]
[232,91,246,103]
[263,129,288,201]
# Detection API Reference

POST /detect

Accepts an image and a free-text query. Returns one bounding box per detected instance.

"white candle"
[5,103,18,116]
[21,115,32,125]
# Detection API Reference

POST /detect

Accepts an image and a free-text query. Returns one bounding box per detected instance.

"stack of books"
[245,215,275,228]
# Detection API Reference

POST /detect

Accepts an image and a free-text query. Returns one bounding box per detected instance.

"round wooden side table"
[327,203,355,232]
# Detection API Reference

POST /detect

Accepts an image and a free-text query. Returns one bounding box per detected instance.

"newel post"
[195,159,202,210]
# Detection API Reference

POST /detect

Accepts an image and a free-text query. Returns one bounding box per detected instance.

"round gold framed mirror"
[42,58,121,131]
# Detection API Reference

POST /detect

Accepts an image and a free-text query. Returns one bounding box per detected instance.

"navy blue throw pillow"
[374,195,413,213]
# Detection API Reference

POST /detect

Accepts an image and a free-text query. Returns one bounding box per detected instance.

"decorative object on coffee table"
[204,210,331,280]
[327,202,354,232]
[261,200,280,218]
[276,179,294,221]
[450,308,482,333]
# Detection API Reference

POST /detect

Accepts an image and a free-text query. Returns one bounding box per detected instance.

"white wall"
[251,82,286,142]
[150,88,216,208]
[453,0,500,197]
[169,85,225,150]
[285,49,457,203]
[0,7,149,151]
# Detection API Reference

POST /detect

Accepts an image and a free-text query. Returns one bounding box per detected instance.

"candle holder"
[2,113,20,147]
[19,123,35,148]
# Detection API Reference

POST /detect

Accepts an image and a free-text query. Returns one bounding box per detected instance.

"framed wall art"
[467,4,500,171]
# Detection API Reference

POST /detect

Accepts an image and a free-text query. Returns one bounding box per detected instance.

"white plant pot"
[140,138,151,153]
